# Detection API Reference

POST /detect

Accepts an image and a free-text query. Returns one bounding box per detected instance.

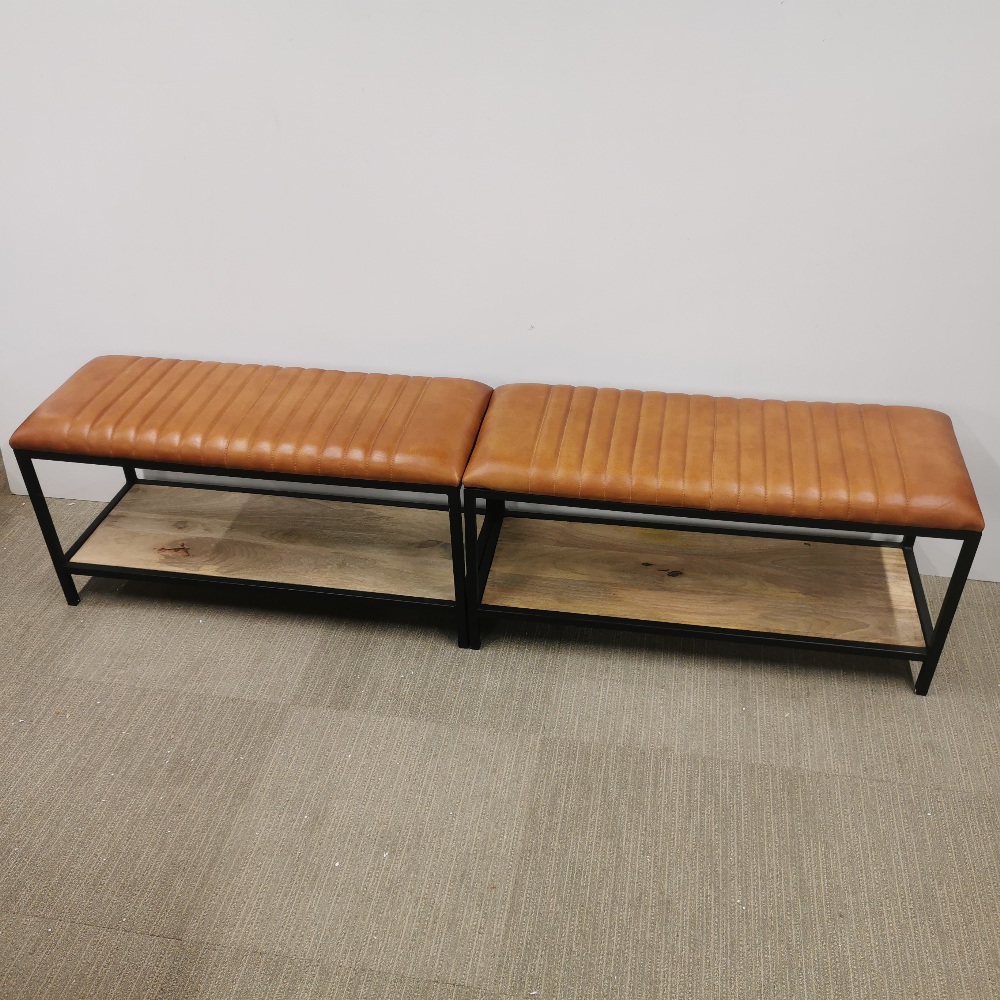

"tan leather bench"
[11,355,492,645]
[462,383,984,694]
[10,359,986,692]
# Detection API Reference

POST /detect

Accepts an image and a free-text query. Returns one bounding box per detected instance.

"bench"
[10,355,492,646]
[462,383,984,694]
[11,361,986,693]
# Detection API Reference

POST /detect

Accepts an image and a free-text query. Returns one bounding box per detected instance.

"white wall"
[2,1,998,578]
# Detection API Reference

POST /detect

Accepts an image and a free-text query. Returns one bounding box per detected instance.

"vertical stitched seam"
[105,359,182,456]
[387,379,430,482]
[886,410,911,523]
[834,406,853,519]
[652,395,667,506]
[363,377,412,480]
[735,401,742,511]
[760,401,769,509]
[224,367,281,468]
[808,405,823,517]
[98,358,172,455]
[239,370,298,467]
[70,357,152,453]
[575,390,598,499]
[293,371,345,474]
[678,395,691,505]
[338,375,387,477]
[196,365,262,466]
[784,402,796,517]
[859,407,882,522]
[172,364,230,450]
[625,393,643,504]
[315,374,367,470]
[549,388,573,496]
[144,363,217,456]
[267,369,323,472]
[601,390,623,502]
[526,385,555,495]
[708,397,719,508]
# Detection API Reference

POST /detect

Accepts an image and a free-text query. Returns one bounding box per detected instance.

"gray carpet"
[1,470,998,999]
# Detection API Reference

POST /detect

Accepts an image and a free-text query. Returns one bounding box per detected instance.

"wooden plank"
[483,518,924,647]
[73,485,457,601]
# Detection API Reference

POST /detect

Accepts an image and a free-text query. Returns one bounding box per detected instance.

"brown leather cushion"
[462,384,984,532]
[11,356,493,487]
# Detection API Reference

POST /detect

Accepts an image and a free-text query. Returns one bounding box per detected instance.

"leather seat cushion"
[11,356,493,487]
[462,383,984,532]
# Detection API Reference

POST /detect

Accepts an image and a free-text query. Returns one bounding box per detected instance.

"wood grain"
[483,518,924,647]
[73,485,457,601]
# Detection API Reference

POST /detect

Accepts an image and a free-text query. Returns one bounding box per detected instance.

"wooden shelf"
[483,517,924,647]
[72,485,457,602]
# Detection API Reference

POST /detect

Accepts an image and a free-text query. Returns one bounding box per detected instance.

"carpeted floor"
[1,467,998,999]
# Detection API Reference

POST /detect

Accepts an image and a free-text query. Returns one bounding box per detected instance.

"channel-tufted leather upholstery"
[462,384,984,531]
[11,356,493,487]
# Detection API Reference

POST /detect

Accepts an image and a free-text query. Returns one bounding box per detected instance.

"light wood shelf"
[73,485,457,602]
[483,517,924,647]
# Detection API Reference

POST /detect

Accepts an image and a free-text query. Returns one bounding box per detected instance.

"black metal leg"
[902,545,934,647]
[914,534,981,695]
[123,464,138,484]
[447,489,470,648]
[14,451,80,606]
[477,497,505,582]
[486,496,504,522]
[464,489,482,649]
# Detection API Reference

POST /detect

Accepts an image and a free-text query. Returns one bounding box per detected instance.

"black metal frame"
[15,449,472,648]
[14,446,984,691]
[463,488,981,695]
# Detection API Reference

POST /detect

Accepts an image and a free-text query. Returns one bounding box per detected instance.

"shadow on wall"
[911,412,996,581]
[952,412,1000,521]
